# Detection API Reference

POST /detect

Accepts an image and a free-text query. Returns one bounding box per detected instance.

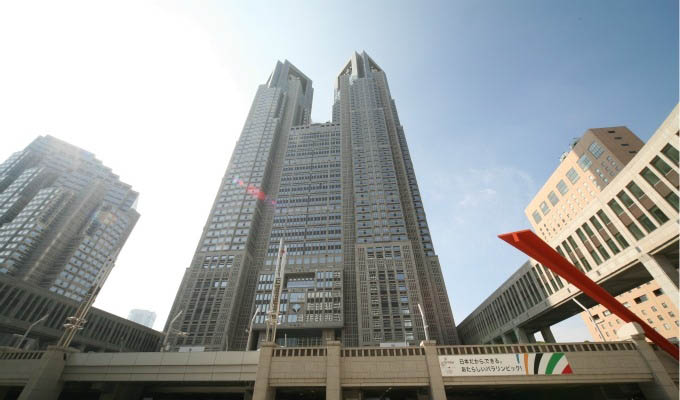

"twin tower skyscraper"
[166,52,458,351]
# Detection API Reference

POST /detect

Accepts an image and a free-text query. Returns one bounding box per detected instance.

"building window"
[634,295,648,304]
[566,168,580,184]
[588,141,605,158]
[661,143,679,165]
[532,211,542,224]
[650,156,673,179]
[577,154,592,171]
[556,180,568,195]
[540,202,550,216]
[653,288,663,296]
[548,191,559,206]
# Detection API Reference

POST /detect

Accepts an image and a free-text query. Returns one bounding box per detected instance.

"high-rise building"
[0,135,139,302]
[166,52,458,351]
[523,123,678,342]
[128,309,157,329]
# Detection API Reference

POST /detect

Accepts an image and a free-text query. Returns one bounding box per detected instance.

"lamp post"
[162,310,186,352]
[15,314,49,350]
[572,298,606,342]
[417,303,430,342]
[245,305,261,351]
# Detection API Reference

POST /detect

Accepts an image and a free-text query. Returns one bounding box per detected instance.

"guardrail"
[0,350,45,360]
[273,347,327,357]
[436,341,637,355]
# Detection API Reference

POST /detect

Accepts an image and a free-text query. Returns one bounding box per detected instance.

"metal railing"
[0,350,45,360]
[436,341,636,355]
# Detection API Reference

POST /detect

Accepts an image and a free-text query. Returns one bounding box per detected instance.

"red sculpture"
[499,229,679,361]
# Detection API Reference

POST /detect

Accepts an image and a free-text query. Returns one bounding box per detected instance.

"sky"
[0,1,677,341]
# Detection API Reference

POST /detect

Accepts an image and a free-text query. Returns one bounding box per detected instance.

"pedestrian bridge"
[1,336,677,399]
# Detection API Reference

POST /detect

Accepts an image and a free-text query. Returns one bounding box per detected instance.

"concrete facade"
[525,127,644,242]
[583,280,678,342]
[458,105,679,345]
[166,52,457,351]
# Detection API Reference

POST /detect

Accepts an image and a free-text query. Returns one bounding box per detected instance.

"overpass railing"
[436,341,636,355]
[0,350,45,360]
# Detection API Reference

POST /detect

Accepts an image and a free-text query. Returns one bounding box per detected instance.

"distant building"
[128,309,156,329]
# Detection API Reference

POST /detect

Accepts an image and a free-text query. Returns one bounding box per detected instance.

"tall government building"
[166,52,458,351]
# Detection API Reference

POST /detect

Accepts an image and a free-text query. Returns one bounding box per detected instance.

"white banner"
[439,353,572,376]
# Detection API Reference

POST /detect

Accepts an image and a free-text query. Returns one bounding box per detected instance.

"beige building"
[525,127,644,242]
[524,120,678,343]
[585,280,678,341]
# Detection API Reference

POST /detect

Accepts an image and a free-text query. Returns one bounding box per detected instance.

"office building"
[128,309,157,329]
[0,136,150,350]
[166,52,458,351]
[525,127,643,242]
[458,105,678,345]
[523,123,677,342]
[0,135,139,301]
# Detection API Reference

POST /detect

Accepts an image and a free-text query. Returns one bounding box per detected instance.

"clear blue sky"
[0,1,677,339]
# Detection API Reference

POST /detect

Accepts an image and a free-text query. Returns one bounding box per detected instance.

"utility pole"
[265,239,287,344]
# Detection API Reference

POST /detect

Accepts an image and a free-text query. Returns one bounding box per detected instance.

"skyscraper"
[128,309,157,329]
[166,52,457,351]
[0,136,139,302]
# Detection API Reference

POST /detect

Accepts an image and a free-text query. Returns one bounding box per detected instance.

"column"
[540,327,556,343]
[618,322,678,400]
[420,340,446,400]
[325,340,342,400]
[501,332,513,344]
[18,346,76,400]
[252,342,276,400]
[513,327,530,344]
[640,254,678,308]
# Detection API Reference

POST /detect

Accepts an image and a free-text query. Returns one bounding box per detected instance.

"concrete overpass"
[0,323,678,400]
[458,107,679,345]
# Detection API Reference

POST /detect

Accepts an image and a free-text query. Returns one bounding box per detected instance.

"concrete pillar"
[420,340,446,400]
[501,332,513,344]
[640,254,679,309]
[618,322,678,400]
[325,340,341,400]
[18,346,75,400]
[252,342,276,400]
[98,383,143,400]
[540,327,556,343]
[344,389,362,400]
[513,327,530,344]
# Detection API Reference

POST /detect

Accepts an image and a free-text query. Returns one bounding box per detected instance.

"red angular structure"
[499,229,679,361]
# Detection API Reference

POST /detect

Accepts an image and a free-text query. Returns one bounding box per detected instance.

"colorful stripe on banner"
[524,352,572,375]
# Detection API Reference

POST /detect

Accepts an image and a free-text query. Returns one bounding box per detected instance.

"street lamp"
[14,314,49,350]
[572,298,606,342]
[417,303,430,342]
[245,305,261,351]
[162,310,188,352]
